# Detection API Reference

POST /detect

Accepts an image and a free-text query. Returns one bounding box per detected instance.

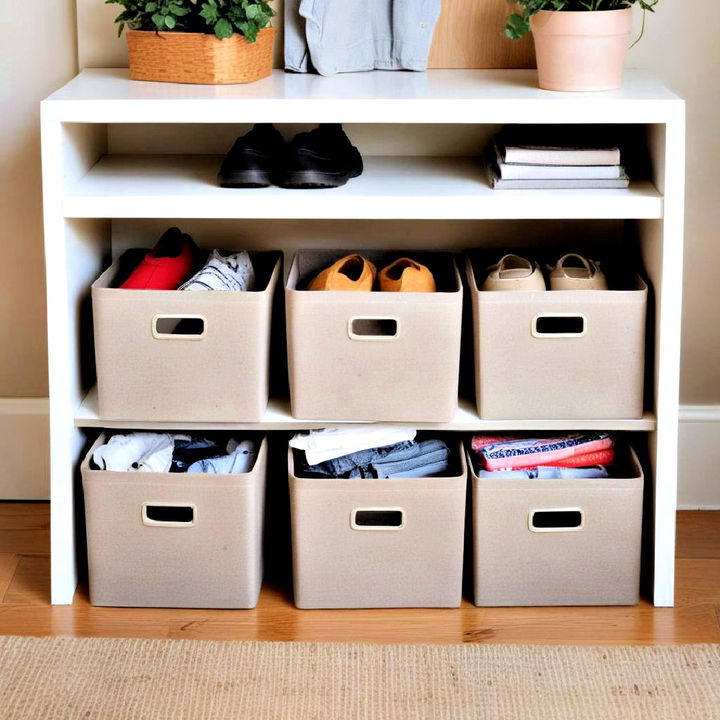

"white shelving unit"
[41,68,685,607]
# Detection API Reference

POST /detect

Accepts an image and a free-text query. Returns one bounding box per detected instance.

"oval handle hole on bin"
[348,317,398,341]
[351,508,405,531]
[142,503,195,527]
[153,315,206,339]
[529,508,584,533]
[532,314,585,338]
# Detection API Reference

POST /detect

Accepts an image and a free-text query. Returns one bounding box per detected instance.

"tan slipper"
[549,253,608,291]
[482,254,546,291]
[308,254,376,291]
[378,258,436,292]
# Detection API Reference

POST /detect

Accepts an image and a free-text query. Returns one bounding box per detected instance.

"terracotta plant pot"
[530,9,632,92]
[126,28,275,85]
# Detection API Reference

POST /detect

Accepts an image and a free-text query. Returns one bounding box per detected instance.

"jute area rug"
[1,636,718,719]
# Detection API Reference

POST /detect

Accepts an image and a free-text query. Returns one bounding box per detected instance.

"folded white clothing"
[180,250,255,291]
[290,427,417,465]
[92,432,189,473]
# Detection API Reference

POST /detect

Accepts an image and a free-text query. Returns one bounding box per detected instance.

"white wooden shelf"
[44,68,683,125]
[41,68,685,609]
[74,386,657,432]
[64,155,663,221]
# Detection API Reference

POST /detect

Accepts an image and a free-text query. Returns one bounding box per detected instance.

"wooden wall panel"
[428,0,535,69]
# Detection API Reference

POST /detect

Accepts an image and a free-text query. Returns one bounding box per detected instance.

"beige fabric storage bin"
[465,254,647,419]
[286,251,463,422]
[81,434,267,608]
[470,444,644,606]
[92,251,281,422]
[288,441,467,609]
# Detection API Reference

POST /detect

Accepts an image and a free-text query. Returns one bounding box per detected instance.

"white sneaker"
[481,254,546,291]
[180,250,255,291]
[548,254,607,291]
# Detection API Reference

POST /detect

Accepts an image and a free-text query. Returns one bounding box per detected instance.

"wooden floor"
[1,503,719,644]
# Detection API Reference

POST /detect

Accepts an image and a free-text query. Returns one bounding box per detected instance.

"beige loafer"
[549,253,608,291]
[481,254,546,291]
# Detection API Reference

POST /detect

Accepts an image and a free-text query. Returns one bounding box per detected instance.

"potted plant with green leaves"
[107,0,275,85]
[505,1,658,92]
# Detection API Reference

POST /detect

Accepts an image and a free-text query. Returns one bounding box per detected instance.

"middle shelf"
[63,155,664,221]
[75,386,657,432]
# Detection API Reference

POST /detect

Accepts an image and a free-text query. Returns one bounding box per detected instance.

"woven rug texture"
[1,636,719,719]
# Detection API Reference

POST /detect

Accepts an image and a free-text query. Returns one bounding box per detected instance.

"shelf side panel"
[42,112,110,604]
[641,114,685,607]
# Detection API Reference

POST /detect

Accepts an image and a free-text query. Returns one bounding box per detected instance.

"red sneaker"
[120,228,200,290]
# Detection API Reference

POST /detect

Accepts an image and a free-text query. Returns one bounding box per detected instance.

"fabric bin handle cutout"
[528,508,584,533]
[152,314,206,340]
[142,502,196,527]
[532,313,586,338]
[348,317,399,341]
[351,508,405,531]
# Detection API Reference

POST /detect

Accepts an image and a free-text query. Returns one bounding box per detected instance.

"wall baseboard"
[0,398,718,506]
[678,404,720,510]
[0,398,50,500]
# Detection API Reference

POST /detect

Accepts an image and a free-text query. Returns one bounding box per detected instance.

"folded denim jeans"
[302,439,450,479]
[372,441,450,478]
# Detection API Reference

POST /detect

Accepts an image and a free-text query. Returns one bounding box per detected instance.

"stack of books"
[486,127,630,190]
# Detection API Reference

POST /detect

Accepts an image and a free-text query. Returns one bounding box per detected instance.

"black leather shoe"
[277,124,363,189]
[218,124,286,188]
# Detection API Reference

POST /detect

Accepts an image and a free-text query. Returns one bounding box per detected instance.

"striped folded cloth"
[472,433,615,471]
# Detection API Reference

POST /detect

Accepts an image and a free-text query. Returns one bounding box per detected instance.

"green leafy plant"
[505,0,658,41]
[107,0,274,41]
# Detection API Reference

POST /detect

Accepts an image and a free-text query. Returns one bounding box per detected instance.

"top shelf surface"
[43,68,684,124]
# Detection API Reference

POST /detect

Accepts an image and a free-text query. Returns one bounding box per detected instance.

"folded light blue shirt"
[285,0,441,76]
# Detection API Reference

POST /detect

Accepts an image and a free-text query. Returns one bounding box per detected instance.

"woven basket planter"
[127,28,275,85]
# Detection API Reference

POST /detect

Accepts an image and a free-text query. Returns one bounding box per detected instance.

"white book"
[497,129,621,166]
[503,145,621,166]
[486,160,629,190]
[498,163,623,180]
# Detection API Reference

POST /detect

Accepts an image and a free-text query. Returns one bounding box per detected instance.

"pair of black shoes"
[218,123,363,189]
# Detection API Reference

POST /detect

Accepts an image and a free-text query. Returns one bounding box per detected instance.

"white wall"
[0,0,77,396]
[0,399,50,499]
[0,0,77,496]
[628,1,720,405]
[628,2,720,508]
[678,407,720,509]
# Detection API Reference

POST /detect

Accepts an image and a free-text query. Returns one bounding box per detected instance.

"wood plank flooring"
[1,504,718,644]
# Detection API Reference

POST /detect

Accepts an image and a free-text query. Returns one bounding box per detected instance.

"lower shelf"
[74,386,657,431]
